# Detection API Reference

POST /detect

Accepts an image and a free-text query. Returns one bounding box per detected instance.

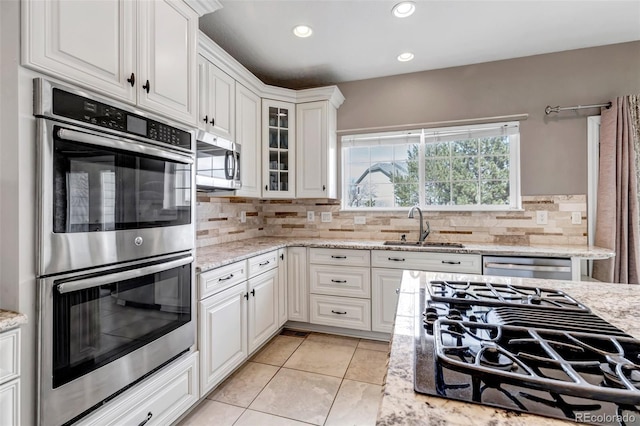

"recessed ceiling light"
[397,52,414,62]
[392,2,416,18]
[293,25,313,38]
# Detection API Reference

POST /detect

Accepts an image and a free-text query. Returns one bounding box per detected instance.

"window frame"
[340,122,522,212]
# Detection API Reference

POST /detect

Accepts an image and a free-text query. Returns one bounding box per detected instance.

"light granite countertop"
[196,237,614,273]
[0,309,27,333]
[377,271,640,426]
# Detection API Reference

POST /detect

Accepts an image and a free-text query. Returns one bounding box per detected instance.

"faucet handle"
[400,234,406,242]
[425,221,430,234]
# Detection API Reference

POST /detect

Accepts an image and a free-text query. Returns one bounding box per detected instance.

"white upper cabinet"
[198,56,236,140]
[23,0,198,125]
[296,101,338,198]
[137,0,198,124]
[235,83,262,198]
[22,0,136,102]
[262,99,296,198]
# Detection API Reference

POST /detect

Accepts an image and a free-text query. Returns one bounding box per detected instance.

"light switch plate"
[571,211,582,224]
[240,211,246,223]
[307,211,315,222]
[536,210,548,225]
[354,216,366,225]
[321,212,332,223]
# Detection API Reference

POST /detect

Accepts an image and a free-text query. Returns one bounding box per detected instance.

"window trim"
[340,122,522,211]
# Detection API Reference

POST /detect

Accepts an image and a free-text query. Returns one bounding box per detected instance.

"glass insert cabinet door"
[262,100,295,198]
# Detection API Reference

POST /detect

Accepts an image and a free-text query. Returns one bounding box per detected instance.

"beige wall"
[336,41,640,195]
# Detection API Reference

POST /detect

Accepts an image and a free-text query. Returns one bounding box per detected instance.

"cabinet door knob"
[142,80,150,93]
[203,115,209,123]
[323,185,326,191]
[251,289,256,297]
[280,253,284,260]
[210,117,215,126]
[244,292,249,300]
[127,73,135,87]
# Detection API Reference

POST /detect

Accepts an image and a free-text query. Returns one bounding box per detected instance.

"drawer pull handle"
[388,257,405,262]
[138,412,152,426]
[331,279,347,283]
[441,260,461,265]
[331,310,347,315]
[259,260,271,266]
[218,274,234,282]
[331,255,347,259]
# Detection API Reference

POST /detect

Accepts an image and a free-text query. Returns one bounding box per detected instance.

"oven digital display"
[127,115,147,136]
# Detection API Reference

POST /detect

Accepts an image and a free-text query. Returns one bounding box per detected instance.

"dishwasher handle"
[484,262,571,273]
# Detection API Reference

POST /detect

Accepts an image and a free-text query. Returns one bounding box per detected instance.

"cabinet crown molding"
[184,0,223,16]
[198,32,345,107]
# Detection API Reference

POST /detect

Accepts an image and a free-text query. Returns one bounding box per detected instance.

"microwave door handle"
[56,256,194,294]
[57,128,194,165]
[235,152,240,179]
[224,151,234,180]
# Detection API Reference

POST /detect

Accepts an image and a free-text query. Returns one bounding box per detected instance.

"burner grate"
[428,280,589,311]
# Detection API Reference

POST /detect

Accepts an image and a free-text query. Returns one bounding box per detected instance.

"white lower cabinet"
[199,282,248,396]
[287,247,309,322]
[198,250,283,396]
[371,268,404,333]
[248,268,279,353]
[308,248,371,332]
[277,248,288,326]
[76,352,199,426]
[0,379,19,426]
[310,294,371,331]
[0,328,20,426]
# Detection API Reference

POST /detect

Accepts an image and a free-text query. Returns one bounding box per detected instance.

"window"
[341,122,521,210]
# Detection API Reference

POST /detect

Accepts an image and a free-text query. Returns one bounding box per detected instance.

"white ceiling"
[199,0,640,89]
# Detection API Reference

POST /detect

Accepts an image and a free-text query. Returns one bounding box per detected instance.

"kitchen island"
[377,271,640,426]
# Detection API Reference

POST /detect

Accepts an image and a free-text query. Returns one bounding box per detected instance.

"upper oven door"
[38,119,195,276]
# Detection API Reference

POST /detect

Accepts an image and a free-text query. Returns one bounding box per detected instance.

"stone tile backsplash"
[196,194,587,248]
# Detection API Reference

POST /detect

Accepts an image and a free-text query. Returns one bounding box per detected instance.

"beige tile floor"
[179,330,389,426]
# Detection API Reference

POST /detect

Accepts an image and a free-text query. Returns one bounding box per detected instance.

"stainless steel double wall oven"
[34,78,196,426]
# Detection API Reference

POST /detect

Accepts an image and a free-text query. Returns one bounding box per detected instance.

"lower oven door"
[38,253,194,426]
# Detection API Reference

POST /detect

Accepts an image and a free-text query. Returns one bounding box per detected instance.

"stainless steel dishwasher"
[483,256,572,280]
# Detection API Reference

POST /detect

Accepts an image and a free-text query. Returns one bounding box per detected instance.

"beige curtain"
[592,95,640,283]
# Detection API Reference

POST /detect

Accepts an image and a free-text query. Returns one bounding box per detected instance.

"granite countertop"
[377,271,640,426]
[196,237,614,273]
[0,309,27,333]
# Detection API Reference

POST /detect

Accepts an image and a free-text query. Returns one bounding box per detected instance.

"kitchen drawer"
[309,248,370,267]
[371,250,482,274]
[76,352,198,426]
[248,250,279,278]
[0,328,19,385]
[310,294,371,331]
[199,260,247,300]
[309,264,371,298]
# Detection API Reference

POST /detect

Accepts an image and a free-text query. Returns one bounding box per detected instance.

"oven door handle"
[57,128,194,165]
[56,256,194,294]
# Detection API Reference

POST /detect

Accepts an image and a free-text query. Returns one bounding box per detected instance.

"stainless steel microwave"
[196,130,241,191]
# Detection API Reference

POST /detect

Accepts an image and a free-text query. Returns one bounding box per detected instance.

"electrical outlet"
[240,211,246,223]
[307,211,315,222]
[354,216,366,225]
[321,212,332,223]
[536,210,548,225]
[571,211,582,225]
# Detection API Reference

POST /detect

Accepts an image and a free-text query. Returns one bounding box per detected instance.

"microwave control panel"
[51,88,191,150]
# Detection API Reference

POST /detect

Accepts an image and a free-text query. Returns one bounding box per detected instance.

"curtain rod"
[544,102,612,115]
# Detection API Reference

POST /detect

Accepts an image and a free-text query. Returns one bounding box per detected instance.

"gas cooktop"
[414,280,640,426]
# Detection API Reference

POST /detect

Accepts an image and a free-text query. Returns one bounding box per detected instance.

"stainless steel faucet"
[408,206,430,242]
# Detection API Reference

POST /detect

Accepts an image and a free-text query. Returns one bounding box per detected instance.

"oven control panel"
[51,88,192,150]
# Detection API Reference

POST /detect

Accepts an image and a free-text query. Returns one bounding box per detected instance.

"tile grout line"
[321,336,362,426]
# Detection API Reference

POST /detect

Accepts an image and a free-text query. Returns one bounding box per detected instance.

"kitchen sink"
[383,241,464,248]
